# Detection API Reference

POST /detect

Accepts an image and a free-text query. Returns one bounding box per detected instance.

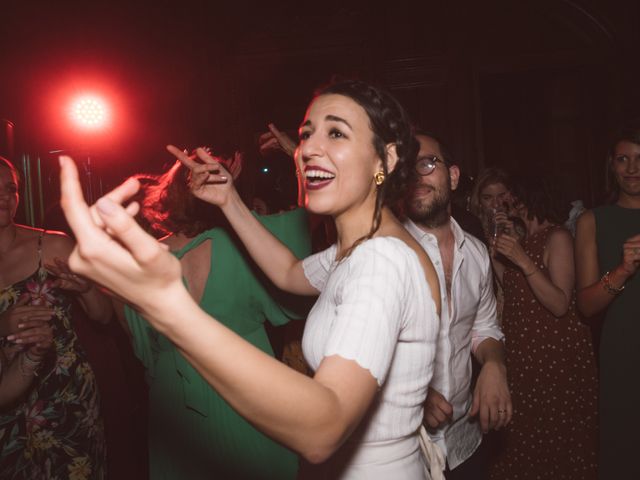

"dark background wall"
[1,0,639,226]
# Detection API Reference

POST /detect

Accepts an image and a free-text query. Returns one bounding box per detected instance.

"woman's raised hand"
[493,226,529,269]
[59,156,184,317]
[258,123,297,158]
[621,234,640,275]
[167,145,235,207]
[45,257,92,293]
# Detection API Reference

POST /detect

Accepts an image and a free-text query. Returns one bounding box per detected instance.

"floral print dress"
[0,233,105,479]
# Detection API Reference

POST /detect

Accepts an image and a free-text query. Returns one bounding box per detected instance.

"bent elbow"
[300,443,339,465]
[551,301,570,318]
[576,294,599,319]
[552,307,569,318]
[301,447,335,465]
[298,427,346,464]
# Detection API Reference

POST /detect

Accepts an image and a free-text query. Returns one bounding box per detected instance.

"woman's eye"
[615,155,628,163]
[299,130,311,141]
[329,128,344,139]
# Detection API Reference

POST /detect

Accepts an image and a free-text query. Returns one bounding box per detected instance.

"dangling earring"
[374,171,385,186]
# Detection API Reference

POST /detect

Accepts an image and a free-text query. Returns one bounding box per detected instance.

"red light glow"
[70,95,109,129]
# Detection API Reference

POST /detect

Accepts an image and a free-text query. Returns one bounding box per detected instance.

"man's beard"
[407,184,451,228]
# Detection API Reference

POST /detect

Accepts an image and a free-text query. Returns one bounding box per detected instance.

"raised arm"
[58,155,379,462]
[575,210,639,318]
[494,228,574,317]
[166,145,317,296]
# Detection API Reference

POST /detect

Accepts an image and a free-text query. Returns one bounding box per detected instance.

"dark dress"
[0,233,106,479]
[593,204,640,479]
[489,225,598,480]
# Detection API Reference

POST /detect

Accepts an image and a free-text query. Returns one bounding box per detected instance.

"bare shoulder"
[545,227,574,264]
[547,226,573,246]
[575,209,595,238]
[41,230,75,259]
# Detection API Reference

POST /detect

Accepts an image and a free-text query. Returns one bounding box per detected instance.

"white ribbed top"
[302,237,439,443]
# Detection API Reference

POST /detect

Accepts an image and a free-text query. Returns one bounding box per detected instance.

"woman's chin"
[305,199,335,217]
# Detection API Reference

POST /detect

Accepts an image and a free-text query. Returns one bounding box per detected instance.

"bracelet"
[24,351,43,364]
[524,268,538,277]
[20,351,41,377]
[601,271,625,295]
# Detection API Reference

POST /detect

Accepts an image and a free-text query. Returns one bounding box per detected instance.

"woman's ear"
[384,143,399,174]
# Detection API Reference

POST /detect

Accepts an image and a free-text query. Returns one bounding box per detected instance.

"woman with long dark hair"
[59,80,441,479]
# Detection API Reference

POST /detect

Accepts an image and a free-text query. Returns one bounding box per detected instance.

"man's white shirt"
[404,218,504,469]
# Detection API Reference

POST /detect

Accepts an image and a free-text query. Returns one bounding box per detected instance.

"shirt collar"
[404,217,467,250]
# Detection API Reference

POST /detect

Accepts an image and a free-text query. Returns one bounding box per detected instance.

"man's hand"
[470,361,512,433]
[423,387,454,430]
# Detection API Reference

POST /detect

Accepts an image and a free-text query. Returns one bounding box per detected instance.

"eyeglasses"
[416,155,447,176]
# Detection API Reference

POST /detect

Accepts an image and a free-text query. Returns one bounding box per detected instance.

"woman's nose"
[299,136,322,163]
[627,157,640,173]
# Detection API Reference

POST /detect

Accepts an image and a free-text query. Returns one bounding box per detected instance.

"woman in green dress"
[575,123,640,479]
[119,157,311,479]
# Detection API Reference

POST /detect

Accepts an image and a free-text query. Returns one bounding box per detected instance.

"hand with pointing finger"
[258,123,297,158]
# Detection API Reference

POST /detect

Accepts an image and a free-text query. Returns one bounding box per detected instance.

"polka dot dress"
[489,226,598,480]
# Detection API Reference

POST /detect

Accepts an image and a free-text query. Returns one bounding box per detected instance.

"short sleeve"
[323,239,411,385]
[124,304,160,379]
[302,244,337,291]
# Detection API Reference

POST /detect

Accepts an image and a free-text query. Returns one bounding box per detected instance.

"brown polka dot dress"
[489,226,598,480]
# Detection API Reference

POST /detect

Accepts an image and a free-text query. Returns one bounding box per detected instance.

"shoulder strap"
[37,230,45,268]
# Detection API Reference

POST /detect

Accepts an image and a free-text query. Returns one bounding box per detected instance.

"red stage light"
[70,95,109,130]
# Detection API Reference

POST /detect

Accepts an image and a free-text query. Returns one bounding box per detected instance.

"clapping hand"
[0,295,54,338]
[7,320,54,359]
[621,234,640,275]
[45,257,92,293]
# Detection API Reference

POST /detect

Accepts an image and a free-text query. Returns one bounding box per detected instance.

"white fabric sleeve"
[323,239,408,385]
[302,244,336,291]
[471,244,504,354]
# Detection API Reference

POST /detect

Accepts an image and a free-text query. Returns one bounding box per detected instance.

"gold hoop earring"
[374,171,385,186]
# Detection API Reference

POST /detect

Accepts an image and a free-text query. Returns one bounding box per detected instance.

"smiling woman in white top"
[58,80,442,479]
